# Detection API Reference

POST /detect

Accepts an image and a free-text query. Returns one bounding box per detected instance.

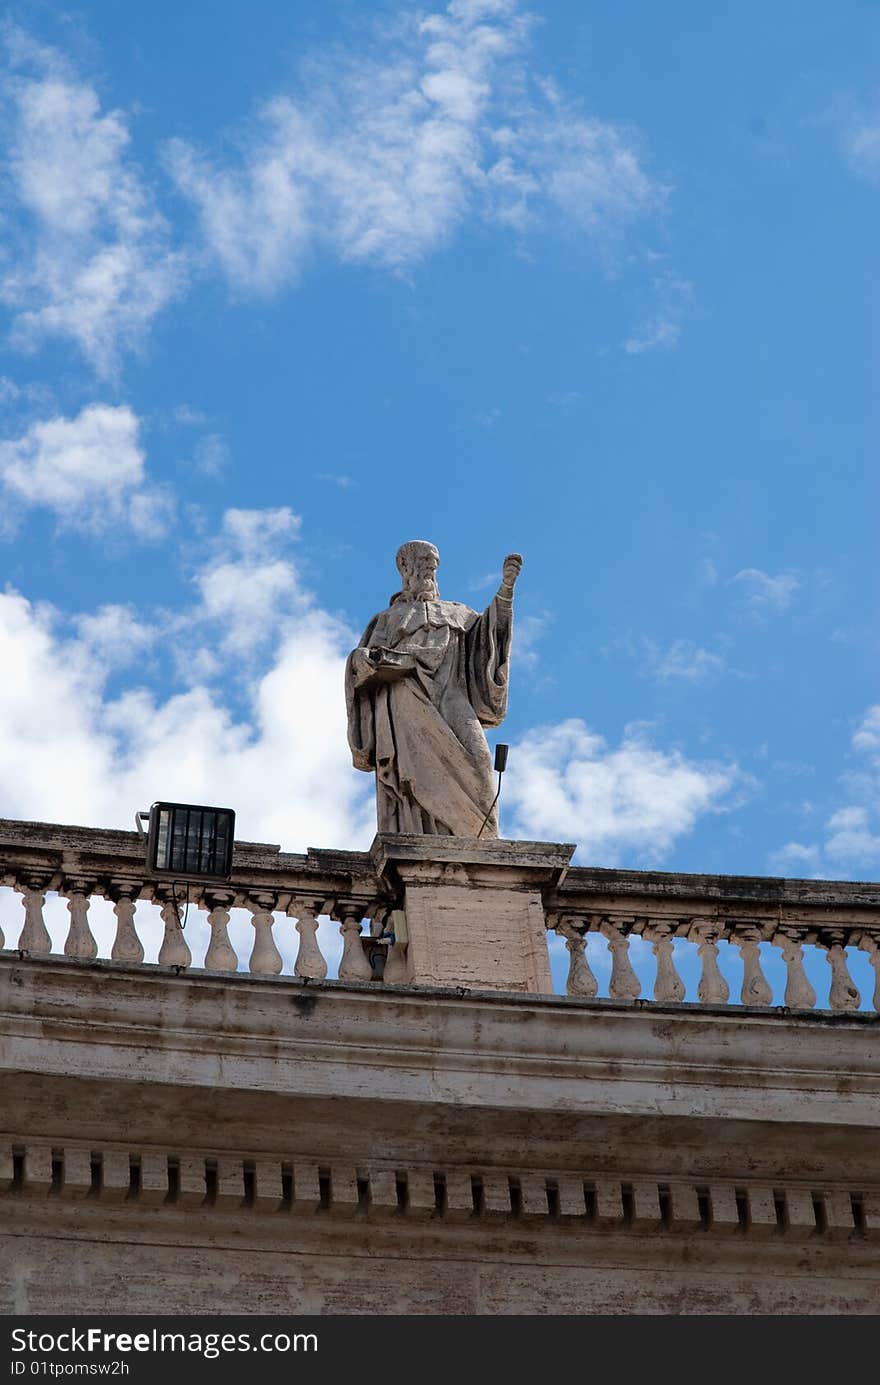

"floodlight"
[137,802,235,882]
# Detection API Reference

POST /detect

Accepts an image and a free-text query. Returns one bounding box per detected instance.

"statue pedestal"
[370,835,574,993]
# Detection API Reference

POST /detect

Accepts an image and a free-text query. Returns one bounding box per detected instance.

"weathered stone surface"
[346,543,521,837]
[1,814,879,1315]
[372,835,570,992]
[5,952,874,1313]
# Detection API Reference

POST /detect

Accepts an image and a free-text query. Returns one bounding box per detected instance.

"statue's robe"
[345,594,512,836]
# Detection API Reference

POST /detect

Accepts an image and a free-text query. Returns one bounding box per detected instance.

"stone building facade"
[1,818,878,1314]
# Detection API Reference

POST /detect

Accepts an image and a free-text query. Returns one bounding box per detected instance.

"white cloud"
[768,842,822,875]
[166,0,660,294]
[504,717,739,864]
[73,604,156,669]
[608,634,726,683]
[192,433,230,476]
[852,704,880,757]
[845,115,880,181]
[623,315,680,355]
[769,704,880,879]
[486,78,658,235]
[0,507,739,875]
[732,567,800,614]
[318,473,355,489]
[166,507,307,665]
[0,522,372,852]
[623,271,693,356]
[219,505,301,556]
[512,612,547,669]
[698,557,719,587]
[823,806,880,867]
[1,29,182,376]
[0,403,173,538]
[469,570,500,591]
[546,390,585,410]
[645,638,724,683]
[195,561,302,658]
[172,404,208,427]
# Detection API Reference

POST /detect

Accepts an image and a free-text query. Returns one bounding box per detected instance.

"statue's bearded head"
[396,540,440,601]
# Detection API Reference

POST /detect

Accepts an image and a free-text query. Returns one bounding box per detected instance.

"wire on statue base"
[477,743,509,839]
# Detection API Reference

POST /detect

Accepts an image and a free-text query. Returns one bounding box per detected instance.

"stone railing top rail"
[2,817,878,913]
[553,863,880,920]
[0,816,380,908]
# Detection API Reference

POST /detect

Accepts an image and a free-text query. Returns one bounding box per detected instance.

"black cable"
[170,880,190,930]
[477,771,503,839]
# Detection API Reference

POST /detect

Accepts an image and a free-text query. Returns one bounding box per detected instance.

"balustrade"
[0,876,389,985]
[0,818,878,1015]
[548,908,879,1015]
[0,820,390,987]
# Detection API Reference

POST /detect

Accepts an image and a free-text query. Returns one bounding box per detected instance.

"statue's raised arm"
[345,541,521,837]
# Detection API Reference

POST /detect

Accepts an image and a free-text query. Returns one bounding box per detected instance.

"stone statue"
[346,542,522,837]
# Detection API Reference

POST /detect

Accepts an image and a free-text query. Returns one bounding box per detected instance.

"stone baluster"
[772,926,816,1010]
[600,917,641,1000]
[379,909,409,984]
[158,898,192,968]
[17,884,52,955]
[63,882,98,960]
[644,920,685,1002]
[689,919,730,1004]
[290,899,327,980]
[733,924,773,1007]
[853,933,880,1012]
[204,893,238,972]
[110,885,144,963]
[822,931,860,1012]
[554,917,598,997]
[247,894,283,976]
[337,904,373,982]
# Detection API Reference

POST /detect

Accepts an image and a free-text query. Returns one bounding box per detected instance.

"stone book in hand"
[367,647,413,680]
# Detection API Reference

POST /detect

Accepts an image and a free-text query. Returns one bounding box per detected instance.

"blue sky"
[0,0,877,898]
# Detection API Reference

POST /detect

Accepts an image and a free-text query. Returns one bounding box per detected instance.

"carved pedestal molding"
[370,836,569,993]
[158,899,192,969]
[383,940,409,984]
[600,917,641,1000]
[110,887,144,964]
[247,895,283,976]
[291,899,327,981]
[17,885,51,955]
[554,917,598,998]
[644,919,686,1003]
[772,926,816,1010]
[690,920,730,1004]
[733,925,772,1007]
[204,894,237,973]
[337,905,373,982]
